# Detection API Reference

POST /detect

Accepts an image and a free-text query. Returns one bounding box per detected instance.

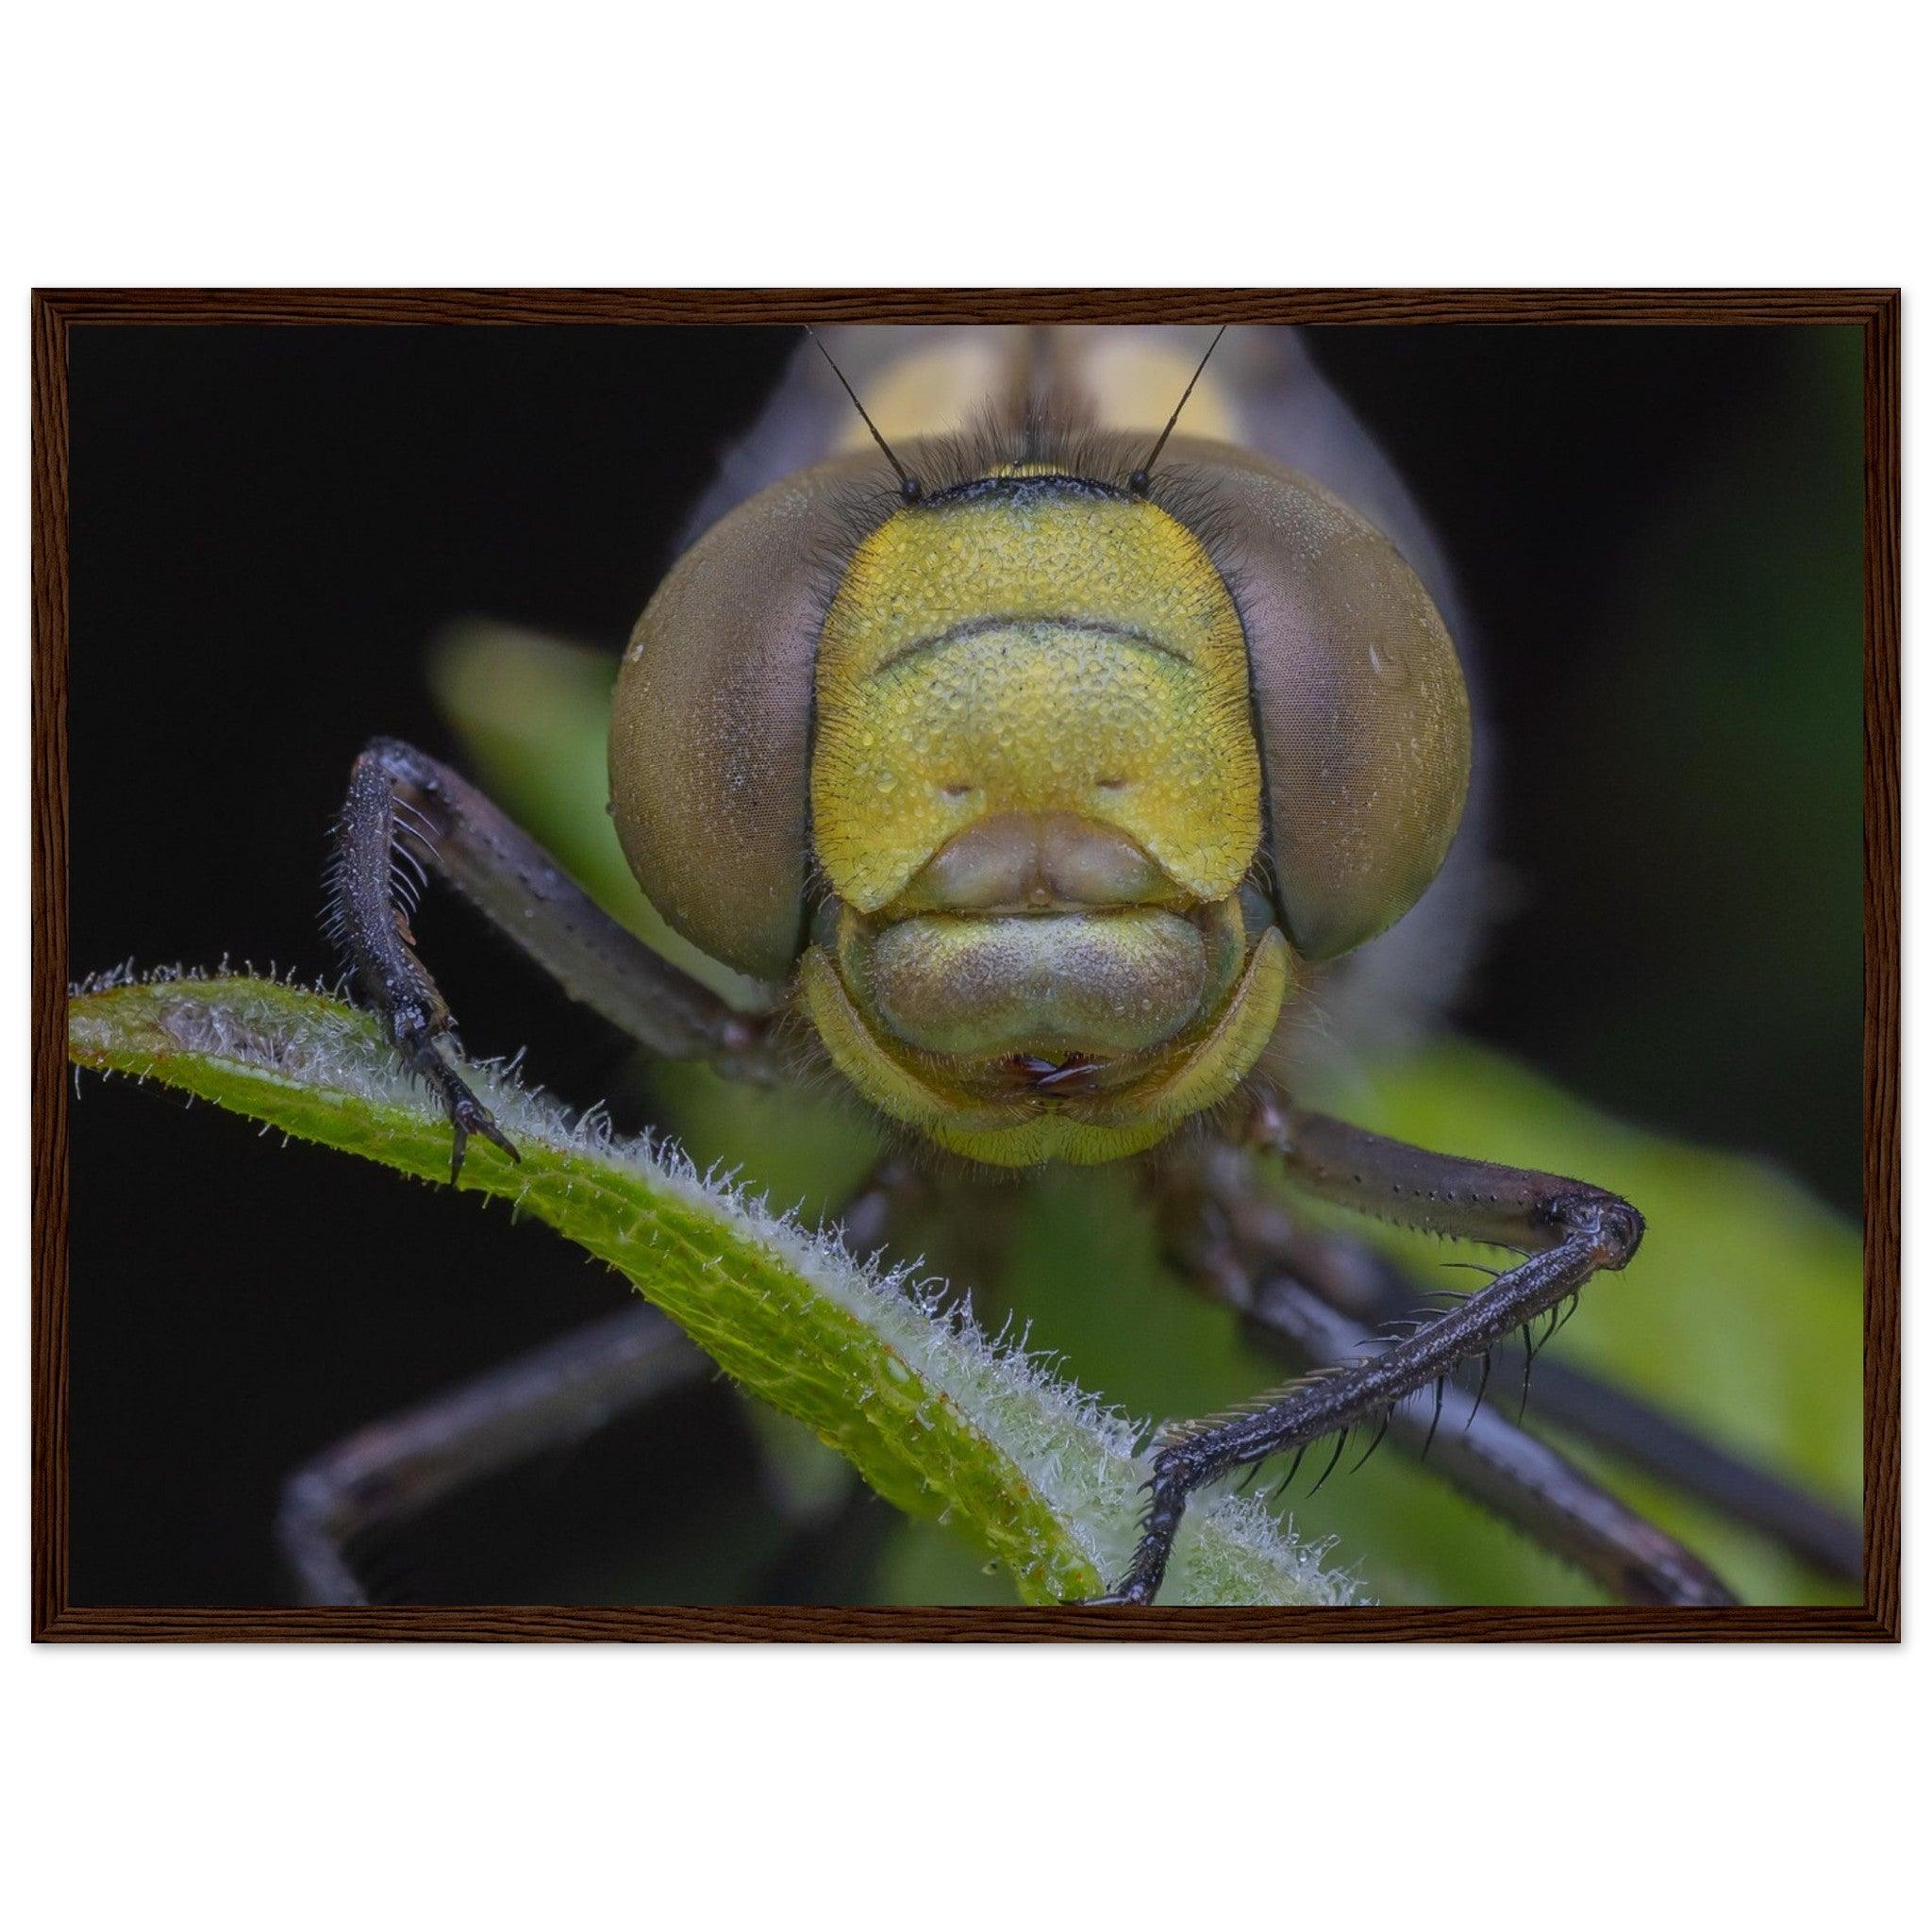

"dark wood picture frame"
[30,288,1901,1641]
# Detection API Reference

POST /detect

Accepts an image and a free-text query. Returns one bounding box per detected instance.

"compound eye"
[608,451,887,983]
[1168,445,1472,961]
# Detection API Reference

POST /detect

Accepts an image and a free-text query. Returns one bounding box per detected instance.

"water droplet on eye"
[1367,639,1409,687]
[875,771,897,793]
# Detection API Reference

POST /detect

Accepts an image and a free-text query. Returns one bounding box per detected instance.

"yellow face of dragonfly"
[802,471,1288,1164]
[611,391,1472,1168]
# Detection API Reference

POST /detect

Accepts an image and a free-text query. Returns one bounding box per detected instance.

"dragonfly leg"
[1093,1099,1647,1606]
[1169,1139,1859,1586]
[1513,1357,1861,1582]
[1245,1270,1738,1604]
[1148,1142,1737,1605]
[276,1301,704,1605]
[277,1158,916,1604]
[328,737,779,1181]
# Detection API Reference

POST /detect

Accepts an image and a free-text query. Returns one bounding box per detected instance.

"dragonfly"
[282,323,1860,1608]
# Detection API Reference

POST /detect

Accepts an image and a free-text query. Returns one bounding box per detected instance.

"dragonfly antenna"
[805,325,922,501]
[1129,325,1229,495]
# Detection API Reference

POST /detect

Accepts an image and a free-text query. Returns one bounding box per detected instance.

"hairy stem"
[68,972,1352,1607]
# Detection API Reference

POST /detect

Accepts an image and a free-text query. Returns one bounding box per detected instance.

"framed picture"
[33,290,1899,1637]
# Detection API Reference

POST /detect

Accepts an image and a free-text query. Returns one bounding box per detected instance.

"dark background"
[66,325,1863,1603]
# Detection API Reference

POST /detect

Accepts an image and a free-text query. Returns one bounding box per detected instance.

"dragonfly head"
[611,427,1470,1166]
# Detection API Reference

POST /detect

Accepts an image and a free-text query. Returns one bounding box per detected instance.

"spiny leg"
[276,1158,917,1606]
[1183,1146,1859,1585]
[327,737,778,1180]
[1277,1221,1860,1584]
[1153,1143,1737,1607]
[1244,1273,1736,1606]
[1097,1100,1648,1606]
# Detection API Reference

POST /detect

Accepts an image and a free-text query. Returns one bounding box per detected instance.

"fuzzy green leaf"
[68,973,1352,1608]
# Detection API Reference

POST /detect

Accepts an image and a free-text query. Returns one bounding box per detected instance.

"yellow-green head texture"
[611,435,1471,1168]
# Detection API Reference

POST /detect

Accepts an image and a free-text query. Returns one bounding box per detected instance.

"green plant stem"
[69,973,1350,1607]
